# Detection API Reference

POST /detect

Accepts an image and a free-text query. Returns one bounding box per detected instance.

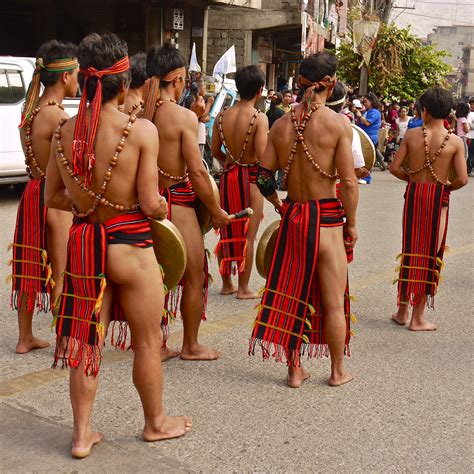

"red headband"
[298,75,336,106]
[72,56,129,187]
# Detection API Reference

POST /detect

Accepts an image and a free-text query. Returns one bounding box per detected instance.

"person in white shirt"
[396,107,409,143]
[467,97,474,175]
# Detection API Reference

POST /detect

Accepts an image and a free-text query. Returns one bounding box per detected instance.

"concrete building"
[205,0,345,89]
[426,25,474,98]
[461,45,474,98]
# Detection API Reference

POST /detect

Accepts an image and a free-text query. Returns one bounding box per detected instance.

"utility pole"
[358,0,374,95]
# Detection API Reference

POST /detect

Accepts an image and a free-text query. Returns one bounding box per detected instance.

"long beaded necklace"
[282,103,338,190]
[127,99,144,117]
[55,114,140,218]
[218,108,260,167]
[155,98,189,181]
[405,126,451,185]
[24,100,64,179]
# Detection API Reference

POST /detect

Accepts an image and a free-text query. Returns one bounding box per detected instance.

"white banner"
[353,20,380,67]
[213,45,237,78]
[189,42,201,73]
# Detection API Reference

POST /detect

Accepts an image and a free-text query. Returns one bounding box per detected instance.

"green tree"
[336,23,452,101]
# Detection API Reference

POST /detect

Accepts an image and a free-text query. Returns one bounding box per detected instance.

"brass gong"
[149,218,187,290]
[352,124,376,170]
[195,174,220,234]
[256,220,280,279]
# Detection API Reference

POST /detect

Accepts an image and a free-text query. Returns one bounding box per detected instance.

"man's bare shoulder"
[40,104,70,131]
[449,133,464,148]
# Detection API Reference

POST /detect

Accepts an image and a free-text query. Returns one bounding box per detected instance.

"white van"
[0,57,79,185]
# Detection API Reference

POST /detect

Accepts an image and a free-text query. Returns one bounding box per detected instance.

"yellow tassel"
[45,264,53,287]
[159,264,165,280]
[251,319,257,329]
[349,295,356,302]
[93,277,107,314]
[5,274,13,283]
[50,315,57,331]
[163,283,169,294]
[307,303,316,315]
[305,319,312,330]
[8,259,12,267]
[396,253,402,261]
[444,245,450,254]
[392,278,399,285]
[258,287,265,296]
[302,334,310,344]
[350,313,358,324]
[350,330,355,337]
[41,249,48,268]
[8,243,13,251]
[395,265,401,273]
[97,322,105,341]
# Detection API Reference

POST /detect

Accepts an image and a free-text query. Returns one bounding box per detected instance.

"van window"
[0,69,25,104]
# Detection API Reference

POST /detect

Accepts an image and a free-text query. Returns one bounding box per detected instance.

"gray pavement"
[0,172,473,472]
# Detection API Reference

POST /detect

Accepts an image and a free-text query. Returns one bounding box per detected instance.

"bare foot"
[328,371,353,387]
[71,431,104,459]
[161,346,180,362]
[16,337,50,354]
[287,368,311,388]
[220,286,237,296]
[142,416,192,442]
[391,313,409,326]
[236,290,260,300]
[409,321,437,331]
[180,344,221,361]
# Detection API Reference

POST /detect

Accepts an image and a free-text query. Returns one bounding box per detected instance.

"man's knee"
[133,325,163,351]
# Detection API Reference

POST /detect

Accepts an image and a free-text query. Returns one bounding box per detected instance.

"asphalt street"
[0,172,473,472]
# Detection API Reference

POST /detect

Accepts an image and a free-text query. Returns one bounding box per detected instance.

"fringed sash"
[216,165,251,275]
[9,178,53,313]
[249,200,352,365]
[52,211,153,377]
[395,182,449,308]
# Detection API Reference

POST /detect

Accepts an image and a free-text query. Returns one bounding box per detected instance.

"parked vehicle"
[0,57,79,186]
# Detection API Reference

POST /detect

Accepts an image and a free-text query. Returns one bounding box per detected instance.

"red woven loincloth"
[249,198,352,365]
[159,180,208,326]
[52,210,154,377]
[216,163,258,275]
[395,182,450,309]
[9,178,53,313]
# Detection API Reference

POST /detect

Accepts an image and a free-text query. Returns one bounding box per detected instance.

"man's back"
[154,102,195,188]
[403,126,462,184]
[58,108,154,222]
[220,105,265,165]
[271,104,352,202]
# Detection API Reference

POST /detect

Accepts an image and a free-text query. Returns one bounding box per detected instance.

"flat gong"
[195,174,220,234]
[256,220,281,279]
[352,124,376,170]
[149,218,187,291]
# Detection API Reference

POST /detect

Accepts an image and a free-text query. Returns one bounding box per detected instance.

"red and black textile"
[395,182,450,309]
[53,211,155,376]
[159,180,208,326]
[10,178,53,313]
[249,199,351,365]
[249,164,259,184]
[216,164,251,275]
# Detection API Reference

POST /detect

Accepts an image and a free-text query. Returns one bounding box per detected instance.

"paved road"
[0,172,473,472]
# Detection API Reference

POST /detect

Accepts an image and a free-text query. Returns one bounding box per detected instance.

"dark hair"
[235,65,265,100]
[37,40,78,87]
[456,101,470,119]
[269,92,283,109]
[414,100,422,117]
[327,81,346,113]
[419,86,454,119]
[129,52,147,89]
[78,33,130,104]
[365,92,381,110]
[298,52,338,91]
[146,43,186,88]
[282,89,292,97]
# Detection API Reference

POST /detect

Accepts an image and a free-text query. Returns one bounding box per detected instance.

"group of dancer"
[8,32,468,458]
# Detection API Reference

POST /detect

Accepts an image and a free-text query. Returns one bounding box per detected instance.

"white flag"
[212,45,237,78]
[189,42,201,73]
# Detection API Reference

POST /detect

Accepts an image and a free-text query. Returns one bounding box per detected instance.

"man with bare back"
[11,40,78,354]
[144,44,230,361]
[122,51,147,117]
[390,86,467,331]
[249,53,358,388]
[45,33,191,459]
[212,66,268,299]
